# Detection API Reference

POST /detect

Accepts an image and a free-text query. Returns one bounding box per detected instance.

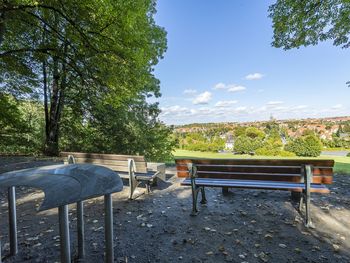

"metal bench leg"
[8,186,18,256]
[146,182,151,194]
[222,187,229,195]
[128,159,140,200]
[299,194,304,212]
[77,201,85,260]
[191,185,200,216]
[304,165,314,228]
[129,179,140,200]
[104,194,114,263]
[200,187,207,204]
[59,205,71,263]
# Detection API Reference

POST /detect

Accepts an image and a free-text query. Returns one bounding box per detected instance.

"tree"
[0,0,167,156]
[245,127,265,140]
[284,134,323,157]
[269,1,350,50]
[234,136,263,154]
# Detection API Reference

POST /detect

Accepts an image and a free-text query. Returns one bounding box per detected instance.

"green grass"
[173,149,350,175]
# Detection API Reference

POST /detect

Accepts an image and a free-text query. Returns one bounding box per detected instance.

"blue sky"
[153,1,350,125]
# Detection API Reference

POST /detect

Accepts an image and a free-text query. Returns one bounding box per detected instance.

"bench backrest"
[175,158,334,184]
[60,152,148,173]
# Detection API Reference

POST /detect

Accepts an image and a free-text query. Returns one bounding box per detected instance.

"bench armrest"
[147,162,166,181]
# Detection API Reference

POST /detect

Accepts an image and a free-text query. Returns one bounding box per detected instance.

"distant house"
[339,133,350,141]
[225,139,234,150]
[224,133,234,150]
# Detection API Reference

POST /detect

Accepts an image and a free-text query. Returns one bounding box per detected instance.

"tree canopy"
[0,0,174,160]
[269,0,350,50]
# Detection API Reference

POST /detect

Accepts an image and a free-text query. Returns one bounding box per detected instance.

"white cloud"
[245,73,264,80]
[183,89,197,95]
[160,105,189,116]
[234,106,248,112]
[293,105,308,110]
[193,91,212,105]
[227,85,246,92]
[213,82,226,90]
[215,100,238,107]
[332,104,343,109]
[267,101,284,106]
[213,83,246,92]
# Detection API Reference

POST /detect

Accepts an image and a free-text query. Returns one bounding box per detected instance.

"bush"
[346,152,350,157]
[284,135,322,157]
[234,136,263,154]
[255,145,295,157]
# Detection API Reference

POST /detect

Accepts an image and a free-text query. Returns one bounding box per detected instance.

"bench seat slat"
[197,171,301,177]
[117,171,158,181]
[181,178,330,193]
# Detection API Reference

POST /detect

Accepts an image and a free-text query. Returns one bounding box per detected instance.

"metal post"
[200,187,207,204]
[58,205,71,263]
[222,187,229,195]
[304,165,313,228]
[104,194,114,263]
[8,186,18,256]
[77,201,85,260]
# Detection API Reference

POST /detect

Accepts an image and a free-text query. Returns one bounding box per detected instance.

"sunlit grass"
[173,149,350,174]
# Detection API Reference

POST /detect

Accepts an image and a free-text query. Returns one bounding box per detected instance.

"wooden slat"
[72,158,147,172]
[175,158,335,167]
[176,170,332,184]
[60,152,148,173]
[61,152,146,162]
[181,178,330,193]
[176,163,332,176]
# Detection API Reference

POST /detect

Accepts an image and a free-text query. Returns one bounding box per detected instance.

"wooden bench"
[175,158,334,227]
[61,152,166,199]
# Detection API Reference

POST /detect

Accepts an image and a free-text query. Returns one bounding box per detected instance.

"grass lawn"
[173,149,350,175]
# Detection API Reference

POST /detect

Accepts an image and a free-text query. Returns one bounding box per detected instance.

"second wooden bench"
[176,158,334,228]
[61,152,165,199]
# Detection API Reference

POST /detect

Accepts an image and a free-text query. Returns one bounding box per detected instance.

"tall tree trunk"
[44,56,60,156]
[43,60,49,140]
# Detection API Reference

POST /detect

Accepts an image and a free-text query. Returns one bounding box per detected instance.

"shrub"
[256,144,295,157]
[284,135,322,157]
[346,152,350,157]
[234,136,263,154]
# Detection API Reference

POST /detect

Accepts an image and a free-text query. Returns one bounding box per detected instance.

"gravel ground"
[1,157,350,263]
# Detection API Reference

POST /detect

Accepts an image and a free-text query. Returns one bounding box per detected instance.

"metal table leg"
[77,201,85,260]
[104,194,114,263]
[8,186,17,256]
[59,205,71,263]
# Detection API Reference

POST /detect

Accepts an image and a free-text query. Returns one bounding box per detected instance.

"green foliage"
[269,0,350,49]
[60,96,175,162]
[285,135,323,157]
[256,147,295,157]
[302,129,316,136]
[181,131,225,152]
[245,127,265,139]
[0,96,44,154]
[0,0,173,160]
[347,152,350,157]
[234,126,246,137]
[234,136,263,154]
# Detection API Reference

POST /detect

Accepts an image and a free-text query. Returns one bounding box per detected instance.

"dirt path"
[1,158,350,262]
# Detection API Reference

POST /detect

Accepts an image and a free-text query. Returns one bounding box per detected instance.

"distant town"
[173,116,350,155]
